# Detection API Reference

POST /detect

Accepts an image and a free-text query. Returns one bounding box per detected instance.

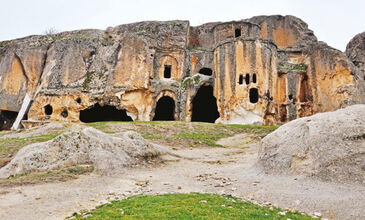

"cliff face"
[0,15,364,129]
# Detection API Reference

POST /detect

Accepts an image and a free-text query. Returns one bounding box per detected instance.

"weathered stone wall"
[0,15,364,128]
[213,38,277,124]
[0,36,49,112]
[246,15,317,49]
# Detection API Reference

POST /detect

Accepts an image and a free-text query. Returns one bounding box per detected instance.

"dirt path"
[1,133,365,220]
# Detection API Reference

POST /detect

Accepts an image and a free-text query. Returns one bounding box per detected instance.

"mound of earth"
[258,104,365,184]
[0,127,170,178]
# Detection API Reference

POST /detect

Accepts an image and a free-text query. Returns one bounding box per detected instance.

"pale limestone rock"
[259,104,365,184]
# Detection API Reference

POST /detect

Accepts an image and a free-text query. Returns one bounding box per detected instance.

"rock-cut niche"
[249,88,259,103]
[198,68,213,76]
[191,85,220,123]
[153,96,175,121]
[79,103,132,123]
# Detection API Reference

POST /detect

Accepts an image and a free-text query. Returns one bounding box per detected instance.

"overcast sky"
[1,0,364,51]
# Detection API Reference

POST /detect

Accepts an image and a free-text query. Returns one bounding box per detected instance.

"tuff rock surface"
[346,31,365,80]
[0,15,364,129]
[0,127,169,178]
[258,104,365,184]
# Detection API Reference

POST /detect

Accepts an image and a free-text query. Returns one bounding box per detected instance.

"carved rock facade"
[0,15,364,128]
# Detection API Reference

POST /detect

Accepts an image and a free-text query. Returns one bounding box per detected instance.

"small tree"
[43,27,59,35]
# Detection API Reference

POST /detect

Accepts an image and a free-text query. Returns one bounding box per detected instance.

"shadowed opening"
[238,75,244,85]
[76,98,82,104]
[0,110,18,130]
[253,74,257,83]
[44,104,53,115]
[192,85,220,123]
[198,68,213,76]
[153,96,175,121]
[235,28,241,37]
[249,88,259,103]
[79,103,132,123]
[61,108,68,118]
[245,73,250,85]
[164,65,172,78]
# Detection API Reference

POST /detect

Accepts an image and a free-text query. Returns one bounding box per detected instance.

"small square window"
[164,65,172,78]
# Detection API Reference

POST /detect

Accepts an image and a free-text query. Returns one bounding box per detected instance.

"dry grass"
[0,165,93,187]
[88,121,277,148]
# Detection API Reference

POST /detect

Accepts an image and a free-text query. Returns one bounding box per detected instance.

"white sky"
[1,0,364,51]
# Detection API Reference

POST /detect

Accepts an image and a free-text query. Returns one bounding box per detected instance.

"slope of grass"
[72,193,313,219]
[87,121,277,148]
[0,165,93,187]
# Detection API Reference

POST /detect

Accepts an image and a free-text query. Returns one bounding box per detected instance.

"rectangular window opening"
[164,65,172,78]
[238,75,244,84]
[235,28,241,37]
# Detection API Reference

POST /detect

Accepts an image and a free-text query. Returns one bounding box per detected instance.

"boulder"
[0,127,170,178]
[258,104,365,184]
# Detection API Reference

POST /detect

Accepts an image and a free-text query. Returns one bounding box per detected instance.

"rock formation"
[0,127,171,178]
[0,15,364,129]
[258,104,365,184]
[346,31,365,81]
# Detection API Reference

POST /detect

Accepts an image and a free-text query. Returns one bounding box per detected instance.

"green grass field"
[72,193,313,219]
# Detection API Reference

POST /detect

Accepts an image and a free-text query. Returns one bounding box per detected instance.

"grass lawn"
[72,193,313,219]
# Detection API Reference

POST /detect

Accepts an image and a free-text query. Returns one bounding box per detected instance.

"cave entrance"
[79,103,132,123]
[0,110,18,130]
[192,85,220,123]
[153,96,175,121]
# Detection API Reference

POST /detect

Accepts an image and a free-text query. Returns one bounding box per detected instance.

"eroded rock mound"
[0,127,169,178]
[346,31,365,82]
[346,32,365,68]
[258,104,365,184]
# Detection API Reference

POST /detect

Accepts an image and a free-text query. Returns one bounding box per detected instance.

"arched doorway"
[79,103,132,123]
[153,96,175,121]
[192,85,220,123]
